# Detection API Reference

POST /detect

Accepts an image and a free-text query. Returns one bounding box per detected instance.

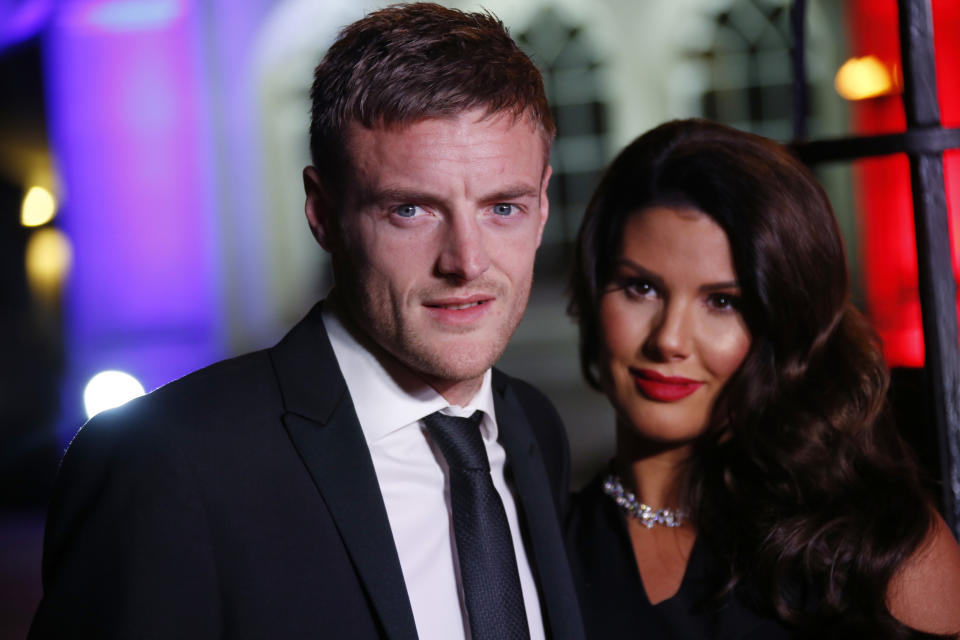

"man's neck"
[422,375,484,408]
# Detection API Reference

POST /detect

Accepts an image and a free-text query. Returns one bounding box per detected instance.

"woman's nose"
[643,301,692,361]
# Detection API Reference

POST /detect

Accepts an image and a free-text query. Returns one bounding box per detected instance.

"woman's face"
[598,205,751,446]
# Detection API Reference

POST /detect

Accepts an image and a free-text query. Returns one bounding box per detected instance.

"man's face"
[305,109,551,403]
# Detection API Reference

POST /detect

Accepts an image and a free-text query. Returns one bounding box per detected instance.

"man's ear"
[303,166,336,251]
[535,164,552,247]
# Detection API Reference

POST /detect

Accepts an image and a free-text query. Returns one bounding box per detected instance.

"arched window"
[517,7,609,272]
[699,0,795,141]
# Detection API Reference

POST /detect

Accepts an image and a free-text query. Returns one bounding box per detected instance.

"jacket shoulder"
[493,368,570,496]
[493,369,565,431]
[78,349,278,440]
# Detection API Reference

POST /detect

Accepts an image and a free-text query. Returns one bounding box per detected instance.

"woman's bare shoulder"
[887,510,960,635]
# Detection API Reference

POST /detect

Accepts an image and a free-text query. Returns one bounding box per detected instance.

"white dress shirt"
[322,304,546,640]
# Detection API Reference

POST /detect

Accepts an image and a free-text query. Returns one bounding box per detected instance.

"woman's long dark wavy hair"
[568,119,938,637]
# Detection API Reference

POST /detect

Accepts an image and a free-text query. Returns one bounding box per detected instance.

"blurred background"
[1,0,958,637]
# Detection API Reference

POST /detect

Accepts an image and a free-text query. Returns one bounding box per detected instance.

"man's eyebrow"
[480,184,541,202]
[365,187,442,206]
[360,184,541,207]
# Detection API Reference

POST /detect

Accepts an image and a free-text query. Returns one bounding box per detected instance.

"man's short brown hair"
[309,3,555,193]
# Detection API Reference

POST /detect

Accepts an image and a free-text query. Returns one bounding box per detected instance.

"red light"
[849,0,960,367]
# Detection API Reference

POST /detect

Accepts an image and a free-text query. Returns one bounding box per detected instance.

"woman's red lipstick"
[630,368,703,402]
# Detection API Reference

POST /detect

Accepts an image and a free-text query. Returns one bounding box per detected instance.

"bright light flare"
[835,55,898,101]
[21,186,57,227]
[84,370,146,419]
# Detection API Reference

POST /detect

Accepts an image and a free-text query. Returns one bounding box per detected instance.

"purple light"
[46,0,223,442]
[0,0,53,49]
[60,0,183,32]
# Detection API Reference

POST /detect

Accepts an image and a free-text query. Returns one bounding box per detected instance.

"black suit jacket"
[29,302,585,639]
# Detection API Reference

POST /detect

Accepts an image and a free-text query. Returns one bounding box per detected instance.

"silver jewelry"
[602,474,690,529]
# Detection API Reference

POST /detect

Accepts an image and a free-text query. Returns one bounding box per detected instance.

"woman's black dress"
[566,474,795,639]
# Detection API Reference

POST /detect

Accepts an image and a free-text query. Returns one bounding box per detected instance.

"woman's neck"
[614,421,692,510]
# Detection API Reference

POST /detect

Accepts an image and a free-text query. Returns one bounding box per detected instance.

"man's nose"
[435,215,491,282]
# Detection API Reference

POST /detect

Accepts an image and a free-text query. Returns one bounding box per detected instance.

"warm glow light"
[21,185,57,227]
[25,227,73,300]
[835,55,897,101]
[84,370,146,419]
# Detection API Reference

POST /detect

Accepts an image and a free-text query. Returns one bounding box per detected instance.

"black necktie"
[422,410,531,640]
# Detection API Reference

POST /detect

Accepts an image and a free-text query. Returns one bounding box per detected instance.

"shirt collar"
[322,298,497,444]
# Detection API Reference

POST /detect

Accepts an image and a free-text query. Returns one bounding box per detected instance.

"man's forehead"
[343,109,549,154]
[339,110,550,186]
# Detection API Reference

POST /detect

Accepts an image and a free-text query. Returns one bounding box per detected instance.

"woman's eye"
[707,293,740,311]
[492,203,515,216]
[624,280,655,298]
[394,204,422,218]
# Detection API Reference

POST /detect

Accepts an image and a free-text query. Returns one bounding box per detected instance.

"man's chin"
[416,353,500,384]
[405,341,507,385]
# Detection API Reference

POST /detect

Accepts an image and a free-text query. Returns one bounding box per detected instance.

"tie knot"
[423,410,489,471]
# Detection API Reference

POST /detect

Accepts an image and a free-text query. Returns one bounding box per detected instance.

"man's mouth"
[424,295,492,309]
[428,300,487,310]
[422,296,493,325]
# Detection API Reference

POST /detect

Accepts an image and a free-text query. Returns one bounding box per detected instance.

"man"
[29,4,584,639]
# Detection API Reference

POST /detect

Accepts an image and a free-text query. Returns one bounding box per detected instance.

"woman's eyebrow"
[616,259,740,292]
[613,259,664,287]
[700,281,740,292]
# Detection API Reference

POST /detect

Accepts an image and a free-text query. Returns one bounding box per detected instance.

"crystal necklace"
[602,474,690,529]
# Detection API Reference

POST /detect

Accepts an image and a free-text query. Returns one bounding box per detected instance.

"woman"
[566,119,960,638]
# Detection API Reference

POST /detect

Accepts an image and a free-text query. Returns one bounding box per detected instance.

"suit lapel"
[494,375,585,640]
[270,303,418,640]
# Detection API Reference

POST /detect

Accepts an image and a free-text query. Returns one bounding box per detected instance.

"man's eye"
[492,203,515,216]
[394,204,422,218]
